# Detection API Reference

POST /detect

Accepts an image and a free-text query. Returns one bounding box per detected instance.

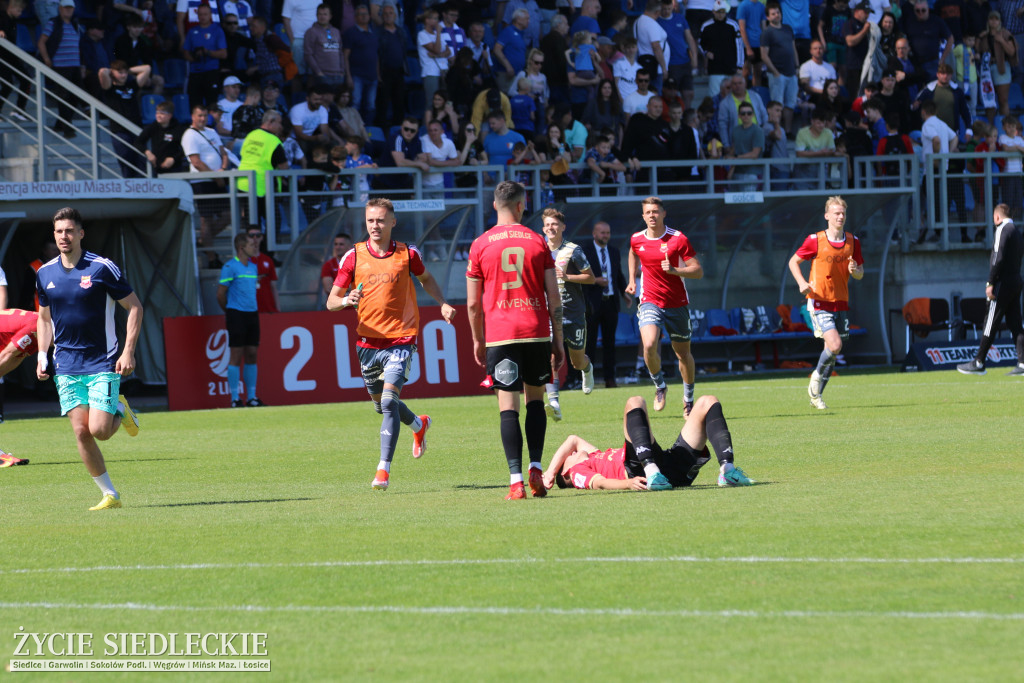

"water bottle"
[542,182,555,207]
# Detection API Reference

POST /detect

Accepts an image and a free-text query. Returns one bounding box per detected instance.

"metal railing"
[0,38,150,179]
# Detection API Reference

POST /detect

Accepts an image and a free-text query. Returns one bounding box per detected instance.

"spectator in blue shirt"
[37,0,82,138]
[375,2,407,129]
[502,0,541,49]
[737,0,767,86]
[659,0,699,107]
[494,9,529,92]
[482,109,525,167]
[183,4,227,106]
[570,0,601,39]
[80,19,110,96]
[343,4,380,130]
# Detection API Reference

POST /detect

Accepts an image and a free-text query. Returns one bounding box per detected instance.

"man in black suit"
[582,221,632,388]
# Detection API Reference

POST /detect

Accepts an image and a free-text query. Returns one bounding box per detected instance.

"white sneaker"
[545,400,562,421]
[581,363,594,394]
[809,393,828,410]
[808,371,822,398]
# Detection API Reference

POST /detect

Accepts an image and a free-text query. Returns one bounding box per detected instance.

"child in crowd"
[306,144,334,213]
[509,78,537,134]
[861,99,887,148]
[342,136,376,203]
[875,113,915,184]
[953,32,979,120]
[850,81,878,116]
[998,116,1024,221]
[583,134,626,189]
[972,124,1003,231]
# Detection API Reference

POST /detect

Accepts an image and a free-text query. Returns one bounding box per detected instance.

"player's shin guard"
[524,400,546,464]
[625,408,656,465]
[500,410,523,475]
[815,349,836,393]
[704,401,734,464]
[379,390,403,463]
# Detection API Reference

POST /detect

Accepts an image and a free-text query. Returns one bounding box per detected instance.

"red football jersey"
[252,253,279,314]
[564,445,628,489]
[466,223,554,345]
[320,256,340,282]
[0,309,39,355]
[630,227,696,307]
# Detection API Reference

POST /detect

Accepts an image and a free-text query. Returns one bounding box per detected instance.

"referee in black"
[957,204,1024,376]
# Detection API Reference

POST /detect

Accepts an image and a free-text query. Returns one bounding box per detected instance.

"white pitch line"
[0,601,1021,621]
[1,555,1022,576]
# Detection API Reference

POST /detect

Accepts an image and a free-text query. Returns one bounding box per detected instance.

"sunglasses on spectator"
[532,59,544,64]
[466,127,476,132]
[739,110,754,116]
[637,78,650,83]
[403,127,417,133]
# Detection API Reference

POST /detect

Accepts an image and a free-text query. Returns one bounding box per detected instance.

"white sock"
[643,463,662,478]
[635,356,645,370]
[377,460,391,473]
[410,416,423,432]
[720,462,735,474]
[510,473,524,485]
[529,461,542,471]
[92,472,117,497]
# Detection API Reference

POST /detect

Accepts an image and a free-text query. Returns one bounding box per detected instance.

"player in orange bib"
[327,198,456,490]
[788,196,865,410]
[0,308,40,466]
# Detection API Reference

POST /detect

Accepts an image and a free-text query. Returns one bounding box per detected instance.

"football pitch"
[1,369,1022,681]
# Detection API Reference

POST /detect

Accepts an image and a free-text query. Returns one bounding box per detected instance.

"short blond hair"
[824,196,847,212]
[641,196,664,210]
[366,197,394,214]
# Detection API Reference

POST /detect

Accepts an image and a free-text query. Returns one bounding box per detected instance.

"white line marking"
[1,556,1021,576]
[0,601,1020,621]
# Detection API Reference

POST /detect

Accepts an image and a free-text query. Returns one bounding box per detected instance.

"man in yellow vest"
[237,109,290,228]
[788,195,864,410]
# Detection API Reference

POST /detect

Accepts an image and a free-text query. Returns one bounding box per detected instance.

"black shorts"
[624,434,710,488]
[486,341,552,391]
[226,308,260,347]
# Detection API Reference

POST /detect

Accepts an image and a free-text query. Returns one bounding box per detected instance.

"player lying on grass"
[0,308,43,467]
[542,394,755,492]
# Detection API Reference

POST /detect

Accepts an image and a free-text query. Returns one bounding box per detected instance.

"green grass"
[2,369,1023,681]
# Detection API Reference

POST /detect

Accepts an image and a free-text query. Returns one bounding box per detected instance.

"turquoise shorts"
[56,372,122,416]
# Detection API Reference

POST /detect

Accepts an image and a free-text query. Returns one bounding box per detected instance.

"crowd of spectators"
[1,0,1023,237]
